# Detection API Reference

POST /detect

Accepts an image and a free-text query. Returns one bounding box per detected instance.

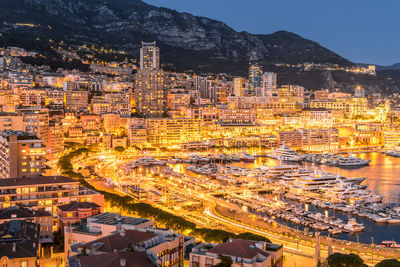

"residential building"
[0,112,25,131]
[0,206,53,238]
[76,251,156,267]
[68,228,194,267]
[261,72,277,99]
[20,89,46,107]
[279,128,339,151]
[81,114,101,132]
[140,41,160,70]
[46,120,64,160]
[64,212,153,260]
[190,239,283,267]
[0,176,104,220]
[17,107,49,146]
[249,64,263,96]
[102,113,122,133]
[65,90,89,113]
[135,69,166,117]
[233,77,246,97]
[0,220,41,267]
[57,201,103,229]
[0,130,45,179]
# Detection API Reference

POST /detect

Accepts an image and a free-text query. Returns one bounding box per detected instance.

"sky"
[145,0,400,66]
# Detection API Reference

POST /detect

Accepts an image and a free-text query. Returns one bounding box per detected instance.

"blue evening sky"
[145,0,400,66]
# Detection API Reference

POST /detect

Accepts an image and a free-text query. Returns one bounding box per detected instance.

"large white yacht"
[268,145,305,162]
[335,156,371,167]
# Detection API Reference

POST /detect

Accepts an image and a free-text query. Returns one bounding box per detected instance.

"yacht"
[343,218,365,232]
[238,152,256,162]
[268,145,305,162]
[335,157,371,167]
[386,150,400,157]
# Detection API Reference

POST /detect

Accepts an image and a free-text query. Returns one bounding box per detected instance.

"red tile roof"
[79,230,157,253]
[208,239,270,259]
[78,251,155,267]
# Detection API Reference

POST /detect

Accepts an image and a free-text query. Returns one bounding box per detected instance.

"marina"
[111,151,400,244]
[167,152,400,244]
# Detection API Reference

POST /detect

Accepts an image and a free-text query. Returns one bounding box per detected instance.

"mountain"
[0,0,351,72]
[376,63,400,71]
[0,0,398,94]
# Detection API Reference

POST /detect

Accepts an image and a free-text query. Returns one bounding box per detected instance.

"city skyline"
[1,1,400,266]
[146,0,400,66]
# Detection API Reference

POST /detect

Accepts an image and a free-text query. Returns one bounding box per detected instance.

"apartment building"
[64,212,153,260]
[0,130,45,178]
[190,239,283,267]
[0,176,104,220]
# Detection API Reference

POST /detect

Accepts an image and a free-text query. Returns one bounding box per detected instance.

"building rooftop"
[58,202,100,212]
[78,251,155,267]
[0,176,77,188]
[0,206,51,220]
[0,130,39,141]
[79,230,157,253]
[88,212,150,226]
[208,239,270,260]
[0,220,40,241]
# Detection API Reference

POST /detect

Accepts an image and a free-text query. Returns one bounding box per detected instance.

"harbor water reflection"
[228,152,400,243]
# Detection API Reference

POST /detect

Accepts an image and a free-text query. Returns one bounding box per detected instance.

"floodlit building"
[0,130,45,178]
[249,64,263,96]
[140,41,160,70]
[0,176,104,220]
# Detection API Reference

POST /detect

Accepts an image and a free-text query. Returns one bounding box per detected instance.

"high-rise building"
[135,42,166,117]
[47,120,64,160]
[233,77,245,97]
[140,41,160,70]
[249,64,263,96]
[135,70,166,117]
[17,107,49,147]
[194,76,210,99]
[261,72,277,98]
[0,130,45,178]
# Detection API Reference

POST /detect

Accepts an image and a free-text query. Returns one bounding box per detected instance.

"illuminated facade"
[249,64,263,96]
[0,130,45,178]
[140,41,160,70]
[135,69,166,117]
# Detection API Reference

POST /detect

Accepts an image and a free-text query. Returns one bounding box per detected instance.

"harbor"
[108,150,400,245]
[161,151,400,244]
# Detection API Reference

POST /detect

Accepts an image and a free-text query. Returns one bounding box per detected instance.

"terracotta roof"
[58,202,100,212]
[78,251,155,267]
[208,239,270,259]
[79,230,157,253]
[0,176,77,187]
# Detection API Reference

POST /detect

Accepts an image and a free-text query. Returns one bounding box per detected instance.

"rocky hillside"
[0,0,351,69]
[0,0,398,94]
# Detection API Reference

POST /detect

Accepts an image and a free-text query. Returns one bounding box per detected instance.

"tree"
[236,232,271,243]
[213,255,233,267]
[375,259,400,267]
[114,146,126,153]
[327,253,367,267]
